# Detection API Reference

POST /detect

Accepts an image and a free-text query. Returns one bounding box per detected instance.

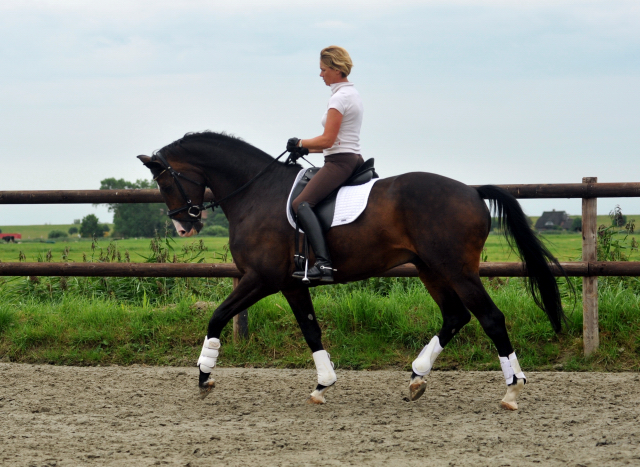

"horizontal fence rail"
[2,182,640,204]
[2,261,640,278]
[2,178,639,354]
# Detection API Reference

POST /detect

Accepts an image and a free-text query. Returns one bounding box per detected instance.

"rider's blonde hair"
[320,46,353,78]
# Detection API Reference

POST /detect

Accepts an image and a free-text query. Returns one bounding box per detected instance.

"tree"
[48,230,68,239]
[79,214,108,238]
[100,178,167,238]
[68,226,78,235]
[204,210,229,229]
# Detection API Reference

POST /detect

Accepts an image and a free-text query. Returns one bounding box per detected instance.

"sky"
[1,0,639,226]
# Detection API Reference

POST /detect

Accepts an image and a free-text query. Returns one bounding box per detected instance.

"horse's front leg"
[282,287,336,404]
[197,271,275,398]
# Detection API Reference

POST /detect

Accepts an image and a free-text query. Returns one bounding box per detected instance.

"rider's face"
[320,62,343,86]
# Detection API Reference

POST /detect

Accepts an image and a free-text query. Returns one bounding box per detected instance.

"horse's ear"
[137,155,161,169]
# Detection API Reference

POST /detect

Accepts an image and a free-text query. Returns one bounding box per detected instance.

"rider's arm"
[300,108,343,153]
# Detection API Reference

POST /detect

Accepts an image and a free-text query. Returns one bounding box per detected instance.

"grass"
[0,224,113,241]
[3,224,637,264]
[0,236,230,263]
[1,276,639,372]
[484,231,585,262]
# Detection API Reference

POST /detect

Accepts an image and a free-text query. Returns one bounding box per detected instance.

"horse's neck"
[195,146,297,218]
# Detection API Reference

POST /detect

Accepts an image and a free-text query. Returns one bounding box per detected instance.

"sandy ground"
[1,364,639,466]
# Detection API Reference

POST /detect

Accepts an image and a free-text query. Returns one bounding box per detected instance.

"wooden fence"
[2,178,640,354]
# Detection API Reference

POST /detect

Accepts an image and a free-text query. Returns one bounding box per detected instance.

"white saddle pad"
[286,168,379,231]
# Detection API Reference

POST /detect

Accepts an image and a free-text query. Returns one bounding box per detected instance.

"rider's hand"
[286,138,309,160]
[287,137,301,153]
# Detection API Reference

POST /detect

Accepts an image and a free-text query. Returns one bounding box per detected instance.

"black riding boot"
[292,202,335,282]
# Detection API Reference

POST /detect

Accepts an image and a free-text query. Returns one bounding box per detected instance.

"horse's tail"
[476,185,566,333]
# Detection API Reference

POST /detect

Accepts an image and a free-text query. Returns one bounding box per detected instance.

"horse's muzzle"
[172,219,204,237]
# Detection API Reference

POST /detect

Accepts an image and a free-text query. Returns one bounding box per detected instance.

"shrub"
[571,217,582,232]
[201,225,229,237]
[48,230,68,239]
[68,226,78,235]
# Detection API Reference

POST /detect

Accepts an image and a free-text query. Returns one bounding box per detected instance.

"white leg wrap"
[312,350,337,387]
[197,336,221,374]
[499,352,526,385]
[412,336,443,376]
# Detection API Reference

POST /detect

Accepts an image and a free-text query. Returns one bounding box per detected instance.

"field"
[1,229,637,264]
[0,235,230,263]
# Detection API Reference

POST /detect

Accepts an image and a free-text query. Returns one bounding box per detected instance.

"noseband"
[153,148,290,222]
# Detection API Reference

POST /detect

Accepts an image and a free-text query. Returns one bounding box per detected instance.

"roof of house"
[534,210,572,230]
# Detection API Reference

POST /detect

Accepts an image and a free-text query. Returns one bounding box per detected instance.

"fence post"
[232,277,249,342]
[582,176,598,356]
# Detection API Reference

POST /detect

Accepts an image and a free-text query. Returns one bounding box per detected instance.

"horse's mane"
[153,132,301,203]
[154,131,295,168]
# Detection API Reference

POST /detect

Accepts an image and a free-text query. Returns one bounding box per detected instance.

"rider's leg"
[293,201,334,281]
[291,154,363,282]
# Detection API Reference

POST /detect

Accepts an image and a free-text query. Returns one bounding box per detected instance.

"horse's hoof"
[409,377,427,401]
[199,379,215,399]
[500,400,518,411]
[307,394,326,404]
[308,384,333,404]
[500,378,525,410]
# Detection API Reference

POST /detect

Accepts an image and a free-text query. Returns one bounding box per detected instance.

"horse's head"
[138,153,207,237]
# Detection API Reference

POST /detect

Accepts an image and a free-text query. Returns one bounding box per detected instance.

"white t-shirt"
[322,82,363,156]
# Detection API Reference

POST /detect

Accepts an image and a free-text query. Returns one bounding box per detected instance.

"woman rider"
[287,45,364,283]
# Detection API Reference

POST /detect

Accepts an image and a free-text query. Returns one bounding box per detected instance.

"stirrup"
[292,261,335,282]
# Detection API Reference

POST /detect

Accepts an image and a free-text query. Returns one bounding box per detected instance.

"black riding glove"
[287,137,300,153]
[286,137,310,158]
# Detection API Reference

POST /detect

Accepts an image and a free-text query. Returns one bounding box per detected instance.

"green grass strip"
[1,276,639,372]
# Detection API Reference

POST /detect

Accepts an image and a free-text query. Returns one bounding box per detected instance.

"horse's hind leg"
[452,274,527,410]
[409,271,472,401]
[282,287,336,404]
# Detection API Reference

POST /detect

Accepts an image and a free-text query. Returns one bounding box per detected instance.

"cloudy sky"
[1,0,639,226]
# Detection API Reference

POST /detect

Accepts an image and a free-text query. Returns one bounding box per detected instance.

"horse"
[138,131,565,410]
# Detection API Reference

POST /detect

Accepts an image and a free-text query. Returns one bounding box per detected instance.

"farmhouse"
[534,210,572,231]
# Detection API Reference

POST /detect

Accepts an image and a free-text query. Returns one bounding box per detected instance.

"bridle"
[153,148,291,222]
[153,152,212,220]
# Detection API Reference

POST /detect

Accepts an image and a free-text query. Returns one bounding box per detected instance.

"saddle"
[288,158,378,232]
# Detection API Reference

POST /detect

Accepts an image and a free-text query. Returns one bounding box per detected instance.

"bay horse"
[138,131,564,410]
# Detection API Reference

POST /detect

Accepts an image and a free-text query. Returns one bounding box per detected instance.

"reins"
[154,148,291,220]
[208,149,290,212]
